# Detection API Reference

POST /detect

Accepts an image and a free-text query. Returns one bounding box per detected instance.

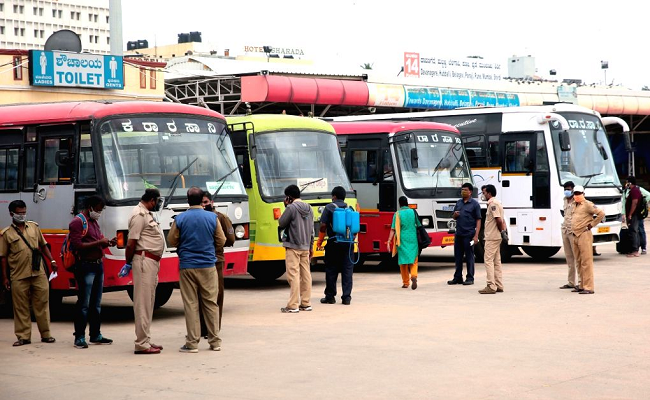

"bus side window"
[381,149,393,181]
[461,135,487,168]
[351,150,377,183]
[42,137,73,183]
[0,148,20,191]
[504,140,531,172]
[23,146,37,190]
[78,130,96,185]
[488,135,500,167]
[535,133,549,171]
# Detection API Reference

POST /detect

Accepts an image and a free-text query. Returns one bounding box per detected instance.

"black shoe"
[342,298,351,305]
[89,335,113,345]
[462,280,474,285]
[320,297,336,304]
[447,279,463,285]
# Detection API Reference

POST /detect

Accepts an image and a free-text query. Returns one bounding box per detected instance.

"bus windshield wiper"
[300,178,324,193]
[212,166,241,200]
[432,143,460,194]
[163,157,198,209]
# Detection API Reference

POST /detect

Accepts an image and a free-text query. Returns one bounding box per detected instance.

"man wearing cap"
[559,181,581,290]
[570,186,605,294]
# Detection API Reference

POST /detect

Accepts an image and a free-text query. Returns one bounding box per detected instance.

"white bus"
[331,104,630,260]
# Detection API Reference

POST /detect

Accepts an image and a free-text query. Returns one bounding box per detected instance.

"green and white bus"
[227,114,357,280]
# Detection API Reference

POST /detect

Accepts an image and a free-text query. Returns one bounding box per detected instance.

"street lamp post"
[601,60,609,85]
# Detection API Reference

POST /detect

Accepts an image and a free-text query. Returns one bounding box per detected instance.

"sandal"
[559,284,575,289]
[41,337,56,343]
[13,339,31,346]
[401,284,409,288]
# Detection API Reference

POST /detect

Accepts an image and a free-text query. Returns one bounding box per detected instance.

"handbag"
[413,210,432,251]
[13,226,44,272]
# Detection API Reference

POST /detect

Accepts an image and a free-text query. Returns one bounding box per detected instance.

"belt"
[79,259,102,264]
[135,250,162,262]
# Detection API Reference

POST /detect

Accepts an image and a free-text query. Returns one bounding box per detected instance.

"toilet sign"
[29,50,124,89]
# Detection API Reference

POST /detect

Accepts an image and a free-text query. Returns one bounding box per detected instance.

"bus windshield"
[99,116,245,201]
[254,130,352,199]
[550,113,620,187]
[394,131,471,190]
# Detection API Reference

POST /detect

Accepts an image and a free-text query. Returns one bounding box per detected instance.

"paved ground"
[0,244,648,400]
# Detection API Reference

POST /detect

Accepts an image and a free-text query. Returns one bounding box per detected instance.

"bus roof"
[329,120,459,135]
[226,114,335,134]
[0,101,225,126]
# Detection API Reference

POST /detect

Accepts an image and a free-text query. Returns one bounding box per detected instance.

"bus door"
[29,125,76,229]
[500,133,534,210]
[346,137,394,210]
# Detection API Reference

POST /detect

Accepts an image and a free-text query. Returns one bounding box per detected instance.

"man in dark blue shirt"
[448,182,482,285]
[317,186,354,305]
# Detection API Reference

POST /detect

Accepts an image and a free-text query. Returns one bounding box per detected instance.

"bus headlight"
[420,217,432,227]
[234,224,249,240]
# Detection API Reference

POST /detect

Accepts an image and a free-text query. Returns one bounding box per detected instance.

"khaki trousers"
[562,231,581,287]
[285,248,312,310]
[11,275,51,340]
[571,232,594,291]
[180,268,220,349]
[133,255,160,351]
[399,258,418,286]
[483,239,503,291]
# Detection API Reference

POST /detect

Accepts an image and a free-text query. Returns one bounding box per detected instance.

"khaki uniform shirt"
[484,198,504,241]
[571,200,605,237]
[0,222,47,281]
[128,202,165,256]
[561,197,575,235]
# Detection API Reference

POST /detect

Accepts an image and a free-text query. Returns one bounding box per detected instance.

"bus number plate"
[597,226,610,233]
[442,236,455,245]
[442,205,455,211]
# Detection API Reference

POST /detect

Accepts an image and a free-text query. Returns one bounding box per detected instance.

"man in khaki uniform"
[124,189,165,355]
[560,181,581,290]
[570,186,605,294]
[1,200,58,346]
[479,185,506,294]
[167,187,226,353]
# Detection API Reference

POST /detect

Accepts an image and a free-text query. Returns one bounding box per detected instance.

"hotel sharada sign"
[28,50,124,89]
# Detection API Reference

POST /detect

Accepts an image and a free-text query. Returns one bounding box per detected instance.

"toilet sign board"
[29,50,124,89]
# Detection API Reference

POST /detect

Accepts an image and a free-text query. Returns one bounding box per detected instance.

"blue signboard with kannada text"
[29,50,124,90]
[404,85,520,110]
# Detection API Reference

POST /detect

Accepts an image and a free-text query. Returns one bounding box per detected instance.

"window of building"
[71,11,75,19]
[34,29,38,37]
[150,70,156,89]
[39,7,43,16]
[33,6,38,15]
[52,9,56,17]
[106,37,110,45]
[58,10,62,18]
[0,26,4,35]
[40,30,44,38]
[88,34,93,43]
[94,14,98,22]
[76,12,80,20]
[140,68,147,88]
[13,4,18,13]
[106,15,109,23]
[19,5,23,13]
[94,35,98,44]
[13,56,22,81]
[0,4,4,12]
[20,28,24,36]
[89,13,92,21]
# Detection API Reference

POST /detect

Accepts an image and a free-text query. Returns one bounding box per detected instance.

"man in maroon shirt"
[625,176,642,258]
[69,195,116,349]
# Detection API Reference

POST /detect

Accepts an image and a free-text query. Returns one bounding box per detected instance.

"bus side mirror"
[55,150,71,167]
[623,131,633,152]
[410,148,419,168]
[248,134,257,160]
[559,130,571,152]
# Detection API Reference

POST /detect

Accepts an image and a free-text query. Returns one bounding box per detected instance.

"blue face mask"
[564,190,573,198]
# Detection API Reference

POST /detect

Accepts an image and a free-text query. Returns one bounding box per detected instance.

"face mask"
[564,190,573,198]
[480,194,487,201]
[12,214,26,224]
[573,194,585,203]
[89,209,102,220]
[203,204,213,212]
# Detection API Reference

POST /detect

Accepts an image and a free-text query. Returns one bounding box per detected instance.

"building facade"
[0,0,110,54]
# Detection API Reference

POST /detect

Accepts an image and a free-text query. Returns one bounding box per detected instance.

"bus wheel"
[522,246,561,260]
[248,262,286,281]
[154,284,175,309]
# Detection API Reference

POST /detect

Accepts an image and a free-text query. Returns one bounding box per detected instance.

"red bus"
[0,101,249,308]
[330,121,473,262]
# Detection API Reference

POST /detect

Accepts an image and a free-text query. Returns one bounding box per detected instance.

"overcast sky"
[121,0,648,89]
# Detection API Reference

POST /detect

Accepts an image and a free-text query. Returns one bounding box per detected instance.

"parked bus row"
[0,101,629,308]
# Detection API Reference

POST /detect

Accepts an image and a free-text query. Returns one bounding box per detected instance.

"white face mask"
[12,213,26,223]
[89,209,102,220]
[480,194,487,202]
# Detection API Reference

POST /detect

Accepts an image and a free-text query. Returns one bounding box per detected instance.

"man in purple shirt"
[69,195,116,349]
[625,176,643,258]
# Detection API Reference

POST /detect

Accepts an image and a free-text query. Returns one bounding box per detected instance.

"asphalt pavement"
[1,244,648,400]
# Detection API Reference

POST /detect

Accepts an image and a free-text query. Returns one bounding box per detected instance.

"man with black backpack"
[317,186,354,305]
[623,176,648,257]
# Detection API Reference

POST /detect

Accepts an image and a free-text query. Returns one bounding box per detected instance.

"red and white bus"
[0,101,249,308]
[329,121,474,262]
